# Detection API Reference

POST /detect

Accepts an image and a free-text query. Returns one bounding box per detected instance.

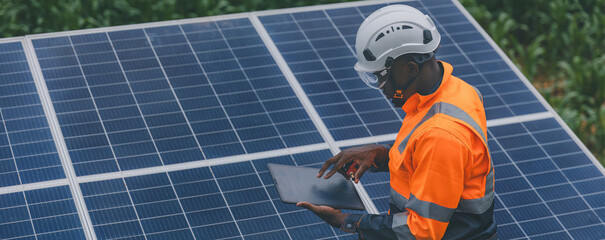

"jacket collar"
[401,61,452,114]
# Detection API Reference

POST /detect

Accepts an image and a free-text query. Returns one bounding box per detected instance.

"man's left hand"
[296,202,348,228]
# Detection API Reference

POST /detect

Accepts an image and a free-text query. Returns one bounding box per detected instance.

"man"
[296,5,496,239]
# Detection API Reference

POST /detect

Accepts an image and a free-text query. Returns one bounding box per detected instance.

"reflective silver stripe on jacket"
[398,102,486,153]
[457,190,494,214]
[392,212,415,240]
[457,164,495,214]
[390,187,409,211]
[407,194,456,223]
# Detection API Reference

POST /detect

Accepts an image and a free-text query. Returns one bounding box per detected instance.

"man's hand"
[317,144,389,183]
[297,202,347,228]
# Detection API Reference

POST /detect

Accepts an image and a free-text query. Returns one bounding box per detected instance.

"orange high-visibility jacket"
[341,61,496,239]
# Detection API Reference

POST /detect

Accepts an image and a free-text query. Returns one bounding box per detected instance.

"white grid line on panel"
[0,69,32,77]
[139,227,192,239]
[513,223,604,240]
[75,142,329,183]
[496,185,605,210]
[0,179,70,195]
[110,234,147,240]
[0,113,51,122]
[332,112,557,148]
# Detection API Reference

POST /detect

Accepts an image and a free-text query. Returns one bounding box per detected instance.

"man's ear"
[407,62,419,76]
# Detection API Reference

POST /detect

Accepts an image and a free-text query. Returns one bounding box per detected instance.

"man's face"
[380,59,416,107]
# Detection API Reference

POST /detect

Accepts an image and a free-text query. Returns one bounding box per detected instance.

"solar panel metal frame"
[0,0,600,239]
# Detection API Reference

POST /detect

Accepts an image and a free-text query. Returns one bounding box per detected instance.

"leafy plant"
[461,0,604,165]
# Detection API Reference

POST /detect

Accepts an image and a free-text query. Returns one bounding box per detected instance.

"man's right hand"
[317,144,389,183]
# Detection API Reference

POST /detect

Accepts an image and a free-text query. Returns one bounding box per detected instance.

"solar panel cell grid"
[0,186,86,240]
[80,150,362,240]
[0,41,65,187]
[32,18,324,176]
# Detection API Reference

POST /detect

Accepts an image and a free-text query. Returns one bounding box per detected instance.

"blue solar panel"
[356,118,605,239]
[0,185,86,239]
[0,41,65,186]
[80,149,361,240]
[0,0,602,239]
[31,18,324,176]
[261,9,403,141]
[259,0,547,141]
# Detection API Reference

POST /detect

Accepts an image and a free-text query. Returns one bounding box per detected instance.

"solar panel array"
[0,0,603,239]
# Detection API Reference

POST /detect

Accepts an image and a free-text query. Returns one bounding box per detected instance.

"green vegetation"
[1,0,602,164]
[460,0,604,165]
[0,0,351,36]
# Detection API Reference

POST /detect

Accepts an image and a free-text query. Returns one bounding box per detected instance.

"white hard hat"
[354,4,441,78]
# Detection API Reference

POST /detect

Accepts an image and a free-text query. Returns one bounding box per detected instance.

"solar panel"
[30,18,324,176]
[0,185,86,239]
[79,149,359,240]
[0,0,603,239]
[0,40,65,187]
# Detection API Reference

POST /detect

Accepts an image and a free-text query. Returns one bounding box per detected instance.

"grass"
[1,0,603,166]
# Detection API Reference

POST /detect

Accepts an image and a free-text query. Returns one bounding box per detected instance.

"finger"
[318,152,341,178]
[354,162,370,184]
[324,161,346,179]
[296,201,307,208]
[297,202,318,213]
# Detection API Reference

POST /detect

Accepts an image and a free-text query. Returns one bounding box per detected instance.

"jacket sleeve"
[342,128,470,240]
